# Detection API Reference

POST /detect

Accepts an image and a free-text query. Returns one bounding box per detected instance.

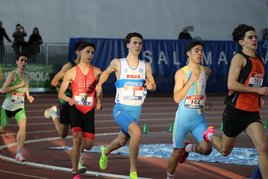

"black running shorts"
[58,102,71,125]
[222,105,261,137]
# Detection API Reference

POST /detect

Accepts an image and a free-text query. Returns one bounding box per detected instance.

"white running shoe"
[44,105,57,119]
[15,153,26,162]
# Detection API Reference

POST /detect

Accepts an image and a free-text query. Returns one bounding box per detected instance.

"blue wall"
[69,38,268,94]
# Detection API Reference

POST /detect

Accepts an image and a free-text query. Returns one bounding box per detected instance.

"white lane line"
[0,169,49,179]
[0,133,152,179]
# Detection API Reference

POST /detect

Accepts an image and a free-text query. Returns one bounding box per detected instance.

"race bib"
[184,95,204,109]
[74,94,93,106]
[123,85,143,100]
[11,93,25,103]
[249,72,263,88]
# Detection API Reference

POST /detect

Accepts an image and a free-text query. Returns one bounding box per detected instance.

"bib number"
[74,94,93,106]
[184,95,204,109]
[11,93,25,103]
[249,73,263,88]
[123,85,143,100]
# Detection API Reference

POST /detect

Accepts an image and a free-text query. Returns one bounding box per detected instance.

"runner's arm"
[58,69,74,104]
[25,76,34,103]
[96,58,118,94]
[1,72,24,93]
[204,67,212,110]
[51,63,71,88]
[173,69,197,104]
[94,67,103,111]
[144,62,156,91]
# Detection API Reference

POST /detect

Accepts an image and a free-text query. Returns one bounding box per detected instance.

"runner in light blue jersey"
[167,41,212,179]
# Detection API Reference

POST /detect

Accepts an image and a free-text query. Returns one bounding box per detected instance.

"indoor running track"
[0,93,267,179]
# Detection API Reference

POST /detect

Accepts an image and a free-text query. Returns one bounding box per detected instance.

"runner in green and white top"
[0,52,34,162]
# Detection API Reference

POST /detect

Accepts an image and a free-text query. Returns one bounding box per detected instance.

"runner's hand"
[260,99,265,108]
[28,96,34,103]
[144,80,153,90]
[68,98,76,106]
[96,102,103,111]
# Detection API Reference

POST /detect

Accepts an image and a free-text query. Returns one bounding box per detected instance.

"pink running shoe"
[179,140,191,163]
[73,173,80,179]
[203,126,215,142]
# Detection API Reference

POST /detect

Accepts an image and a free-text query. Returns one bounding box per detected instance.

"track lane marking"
[189,161,245,179]
[0,169,49,179]
[0,133,152,179]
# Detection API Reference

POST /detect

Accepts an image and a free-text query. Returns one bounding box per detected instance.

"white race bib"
[11,93,25,103]
[122,85,143,100]
[249,72,263,88]
[74,94,93,106]
[184,95,204,109]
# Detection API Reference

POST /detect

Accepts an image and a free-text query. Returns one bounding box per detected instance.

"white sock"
[185,144,196,153]
[51,111,59,120]
[167,172,174,179]
[16,149,21,155]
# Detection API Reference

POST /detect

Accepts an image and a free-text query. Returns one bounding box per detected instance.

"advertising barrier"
[0,39,267,94]
[69,38,268,94]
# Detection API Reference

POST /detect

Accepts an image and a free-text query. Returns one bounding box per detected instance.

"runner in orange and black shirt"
[203,24,268,179]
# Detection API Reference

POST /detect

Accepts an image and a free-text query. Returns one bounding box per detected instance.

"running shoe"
[129,171,138,179]
[73,173,80,179]
[15,153,26,162]
[167,173,175,179]
[44,105,57,119]
[179,140,190,163]
[203,126,215,142]
[78,160,87,174]
[99,146,108,170]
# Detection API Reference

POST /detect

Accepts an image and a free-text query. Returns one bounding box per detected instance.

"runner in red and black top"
[203,24,268,179]
[44,41,89,174]
[58,41,102,179]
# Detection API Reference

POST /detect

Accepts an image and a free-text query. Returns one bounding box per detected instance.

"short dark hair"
[74,41,83,51]
[16,52,28,61]
[185,40,204,54]
[232,24,255,43]
[77,41,96,51]
[124,32,143,44]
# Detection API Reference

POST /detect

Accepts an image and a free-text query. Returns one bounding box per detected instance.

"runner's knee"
[72,133,83,145]
[221,148,231,156]
[171,149,183,159]
[118,137,128,146]
[257,142,268,156]
[128,124,141,140]
[199,145,212,155]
